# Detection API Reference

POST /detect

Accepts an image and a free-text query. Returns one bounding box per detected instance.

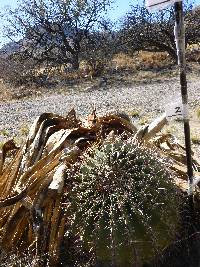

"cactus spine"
[71,138,180,266]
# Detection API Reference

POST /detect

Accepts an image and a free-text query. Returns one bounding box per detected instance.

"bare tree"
[2,0,113,69]
[80,20,118,71]
[185,5,200,46]
[120,2,199,62]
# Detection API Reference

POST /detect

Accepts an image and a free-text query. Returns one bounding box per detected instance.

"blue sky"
[107,0,143,20]
[0,0,200,47]
[0,0,142,20]
[0,0,137,47]
[0,0,140,11]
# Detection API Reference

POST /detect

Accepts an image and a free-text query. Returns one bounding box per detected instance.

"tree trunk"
[166,47,178,63]
[71,53,79,70]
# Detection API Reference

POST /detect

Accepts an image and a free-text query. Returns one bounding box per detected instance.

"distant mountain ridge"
[0,23,84,59]
[0,41,21,58]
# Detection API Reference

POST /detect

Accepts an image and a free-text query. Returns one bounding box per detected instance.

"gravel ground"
[0,78,200,141]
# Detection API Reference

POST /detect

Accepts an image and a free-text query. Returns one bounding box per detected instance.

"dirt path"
[0,78,199,151]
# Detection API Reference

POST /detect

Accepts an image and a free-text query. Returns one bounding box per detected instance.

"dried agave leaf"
[48,164,66,193]
[168,151,188,165]
[98,114,136,134]
[0,209,12,230]
[65,108,80,127]
[1,204,27,249]
[0,109,199,265]
[26,113,64,148]
[24,116,74,168]
[43,129,71,156]
[49,215,66,267]
[84,107,97,128]
[26,119,48,168]
[15,128,75,190]
[0,139,19,175]
[0,143,26,198]
[20,111,78,173]
[153,134,173,149]
[143,113,167,142]
[0,188,27,209]
[48,194,63,264]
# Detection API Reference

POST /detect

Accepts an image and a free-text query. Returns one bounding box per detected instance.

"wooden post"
[174,1,195,220]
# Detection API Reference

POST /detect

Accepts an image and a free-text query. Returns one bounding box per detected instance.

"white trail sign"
[146,0,182,11]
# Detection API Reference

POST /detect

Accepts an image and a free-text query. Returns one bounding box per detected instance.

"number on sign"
[165,100,183,121]
[175,106,182,114]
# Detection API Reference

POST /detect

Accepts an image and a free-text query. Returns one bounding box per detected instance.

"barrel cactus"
[70,138,180,266]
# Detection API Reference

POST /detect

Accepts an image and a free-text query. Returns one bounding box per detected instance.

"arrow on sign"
[146,0,182,11]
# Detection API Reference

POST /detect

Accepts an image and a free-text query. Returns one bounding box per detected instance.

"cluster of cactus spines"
[70,138,180,266]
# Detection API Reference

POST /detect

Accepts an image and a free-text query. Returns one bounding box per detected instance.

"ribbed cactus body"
[71,139,179,266]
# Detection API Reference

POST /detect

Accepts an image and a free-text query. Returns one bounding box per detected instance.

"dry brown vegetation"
[0,109,200,266]
[112,51,172,71]
[0,50,189,102]
[0,48,200,104]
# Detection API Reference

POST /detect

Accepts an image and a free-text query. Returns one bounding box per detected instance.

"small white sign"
[146,0,182,11]
[165,99,188,121]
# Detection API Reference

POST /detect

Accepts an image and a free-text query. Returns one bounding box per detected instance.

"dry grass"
[1,50,200,102]
[19,124,30,136]
[0,141,4,149]
[112,53,137,70]
[38,60,105,82]
[136,51,172,69]
[0,82,14,102]
[186,44,200,63]
[112,51,172,71]
[127,109,140,118]
[196,107,200,119]
[191,135,200,145]
[0,129,9,137]
[139,117,149,125]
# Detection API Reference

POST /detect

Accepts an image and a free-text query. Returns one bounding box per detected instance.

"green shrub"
[70,138,180,266]
[191,135,200,145]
